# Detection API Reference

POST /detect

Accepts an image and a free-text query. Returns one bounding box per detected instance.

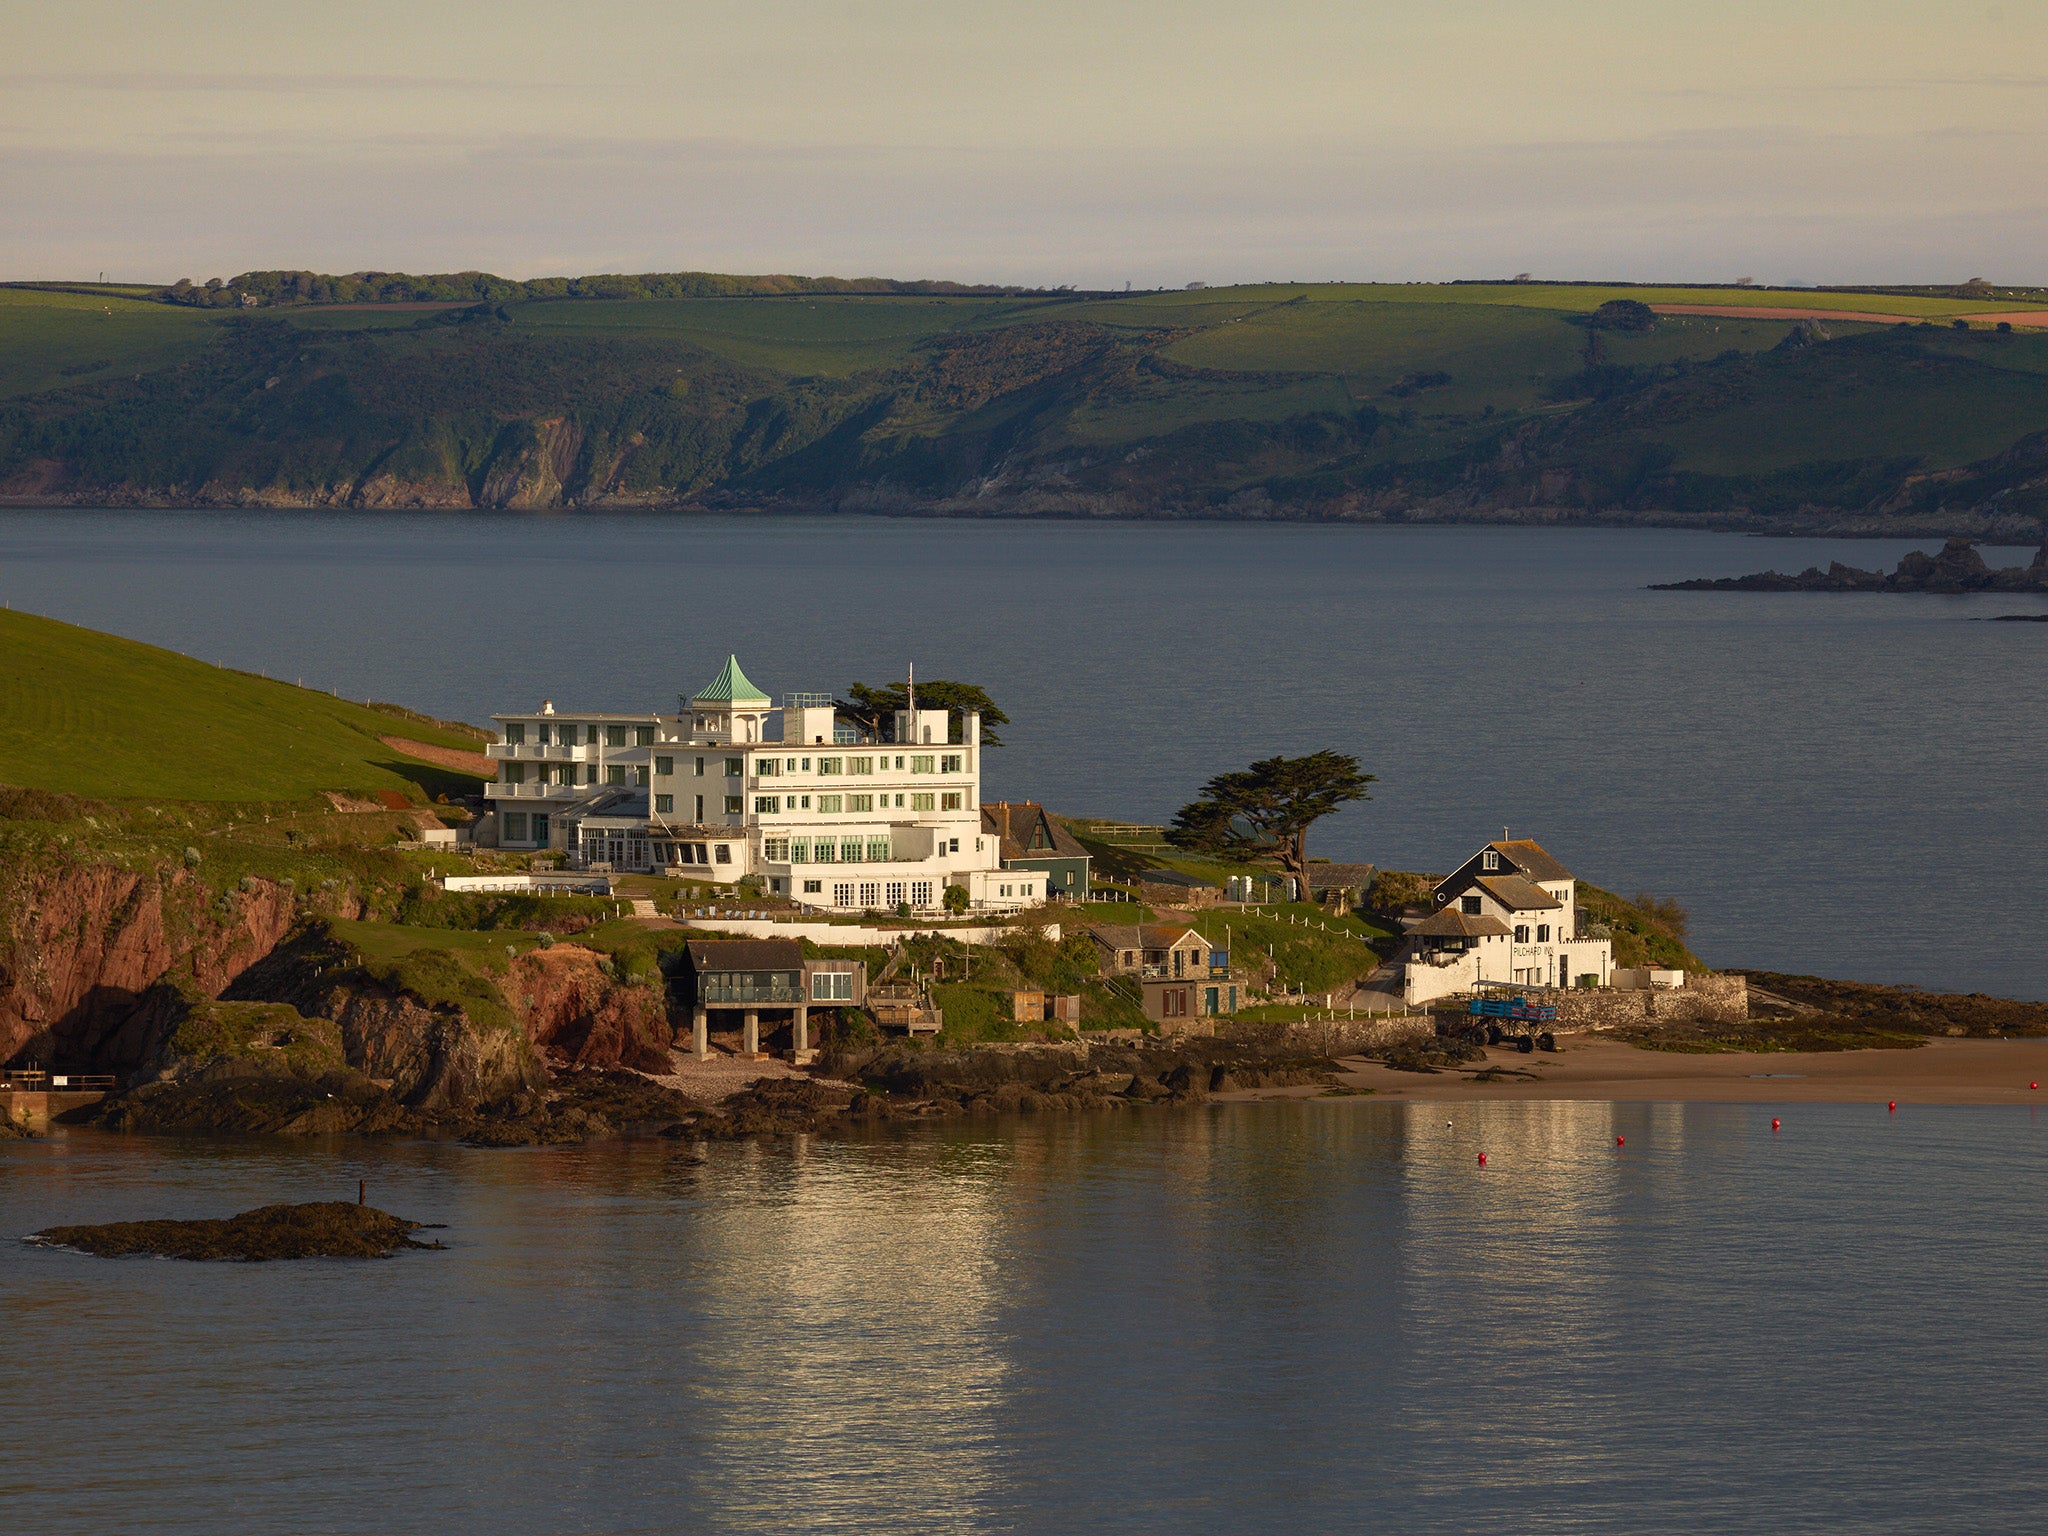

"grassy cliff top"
[0,608,487,802]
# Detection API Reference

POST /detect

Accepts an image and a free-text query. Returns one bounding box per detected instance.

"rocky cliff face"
[0,861,298,1071]
[514,946,674,1075]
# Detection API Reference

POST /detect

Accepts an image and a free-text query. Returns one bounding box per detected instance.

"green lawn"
[0,288,223,398]
[0,609,490,802]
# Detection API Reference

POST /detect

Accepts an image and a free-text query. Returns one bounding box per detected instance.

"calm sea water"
[1,510,2043,997]
[6,1104,2046,1535]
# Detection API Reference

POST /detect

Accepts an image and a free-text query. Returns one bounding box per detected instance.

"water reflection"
[4,1105,2047,1534]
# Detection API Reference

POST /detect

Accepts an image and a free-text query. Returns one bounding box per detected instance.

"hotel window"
[715,844,732,864]
[912,792,935,811]
[833,883,854,906]
[885,881,907,906]
[1514,925,1529,943]
[841,839,864,863]
[634,766,649,786]
[504,762,526,784]
[812,971,853,1002]
[757,758,779,777]
[655,794,674,814]
[941,754,962,773]
[847,794,874,813]
[694,757,705,776]
[789,840,809,862]
[799,795,811,808]
[606,724,628,747]
[755,796,780,813]
[536,724,552,746]
[858,882,880,907]
[818,756,842,775]
[1537,924,1550,942]
[893,794,905,808]
[724,757,742,777]
[849,756,873,775]
[635,726,655,747]
[867,838,890,862]
[505,723,525,745]
[812,840,833,864]
[694,795,704,821]
[723,795,742,814]
[893,755,905,769]
[800,758,810,771]
[911,755,935,774]
[764,838,789,860]
[819,794,842,813]
[505,812,529,840]
[941,792,963,811]
[947,837,960,853]
[911,881,933,906]
[606,765,627,786]
[655,756,673,776]
[803,879,823,894]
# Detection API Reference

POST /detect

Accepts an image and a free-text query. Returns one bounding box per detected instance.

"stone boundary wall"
[1212,1016,1436,1055]
[1552,974,1748,1031]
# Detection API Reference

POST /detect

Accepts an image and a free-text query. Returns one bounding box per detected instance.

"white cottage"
[1401,838,1615,1007]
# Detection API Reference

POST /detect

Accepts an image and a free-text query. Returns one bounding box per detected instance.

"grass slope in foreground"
[0,609,485,801]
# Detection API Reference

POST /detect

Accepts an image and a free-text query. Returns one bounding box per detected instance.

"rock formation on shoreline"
[1652,536,2048,593]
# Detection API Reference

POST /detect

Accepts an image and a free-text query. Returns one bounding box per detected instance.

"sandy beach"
[1228,1034,2048,1105]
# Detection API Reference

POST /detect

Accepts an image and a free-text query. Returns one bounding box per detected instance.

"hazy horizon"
[6,0,2045,289]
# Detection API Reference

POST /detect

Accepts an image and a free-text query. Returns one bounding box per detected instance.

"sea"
[0,509,2041,998]
[5,512,2047,1532]
[6,1102,2047,1534]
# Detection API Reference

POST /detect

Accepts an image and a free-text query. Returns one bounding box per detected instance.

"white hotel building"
[482,656,1043,913]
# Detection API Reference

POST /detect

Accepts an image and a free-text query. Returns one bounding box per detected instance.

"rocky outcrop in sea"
[1652,536,2048,593]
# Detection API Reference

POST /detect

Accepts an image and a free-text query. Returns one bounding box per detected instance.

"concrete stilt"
[693,1008,709,1062]
[743,1008,760,1058]
[790,1004,815,1064]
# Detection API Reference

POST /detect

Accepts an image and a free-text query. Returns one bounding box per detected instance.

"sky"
[4,0,2045,287]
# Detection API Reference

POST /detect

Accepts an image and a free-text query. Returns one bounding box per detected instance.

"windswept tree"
[837,680,1009,746]
[1169,751,1375,896]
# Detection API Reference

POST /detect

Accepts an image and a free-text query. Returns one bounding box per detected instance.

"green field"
[3,272,2045,528]
[0,609,489,801]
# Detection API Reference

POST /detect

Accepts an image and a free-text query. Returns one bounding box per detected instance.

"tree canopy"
[1168,750,1374,891]
[836,680,1009,746]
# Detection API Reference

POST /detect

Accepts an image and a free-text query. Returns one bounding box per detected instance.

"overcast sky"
[5,0,2044,287]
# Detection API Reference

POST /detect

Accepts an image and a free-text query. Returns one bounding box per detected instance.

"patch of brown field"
[1211,1034,2048,1105]
[379,735,493,778]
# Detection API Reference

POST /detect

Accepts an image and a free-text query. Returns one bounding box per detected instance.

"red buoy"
[1771,1118,1781,1131]
[1616,1135,1625,1147]
[1477,1152,1488,1166]
[2033,1082,2040,1091]
[1888,1101,1897,1112]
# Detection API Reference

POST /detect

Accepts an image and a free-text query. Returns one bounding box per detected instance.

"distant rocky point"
[1653,536,2048,594]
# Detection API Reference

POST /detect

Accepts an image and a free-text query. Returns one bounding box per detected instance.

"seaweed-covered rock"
[28,1201,444,1261]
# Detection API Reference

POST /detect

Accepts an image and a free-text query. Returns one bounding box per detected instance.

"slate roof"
[1306,862,1378,892]
[1475,874,1563,911]
[1408,909,1513,938]
[691,654,770,706]
[1087,924,1203,952]
[683,938,803,972]
[980,802,1091,862]
[1487,839,1572,883]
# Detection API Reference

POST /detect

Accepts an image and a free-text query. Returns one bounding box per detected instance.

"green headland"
[5,272,2048,534]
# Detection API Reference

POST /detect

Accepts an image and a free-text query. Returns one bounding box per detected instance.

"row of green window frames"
[650,754,966,778]
[648,794,962,817]
[504,723,655,748]
[767,840,899,864]
[501,763,647,786]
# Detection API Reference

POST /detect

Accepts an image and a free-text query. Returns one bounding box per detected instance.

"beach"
[1246,1034,2048,1104]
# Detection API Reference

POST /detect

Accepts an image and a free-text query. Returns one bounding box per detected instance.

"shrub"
[184,846,203,867]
